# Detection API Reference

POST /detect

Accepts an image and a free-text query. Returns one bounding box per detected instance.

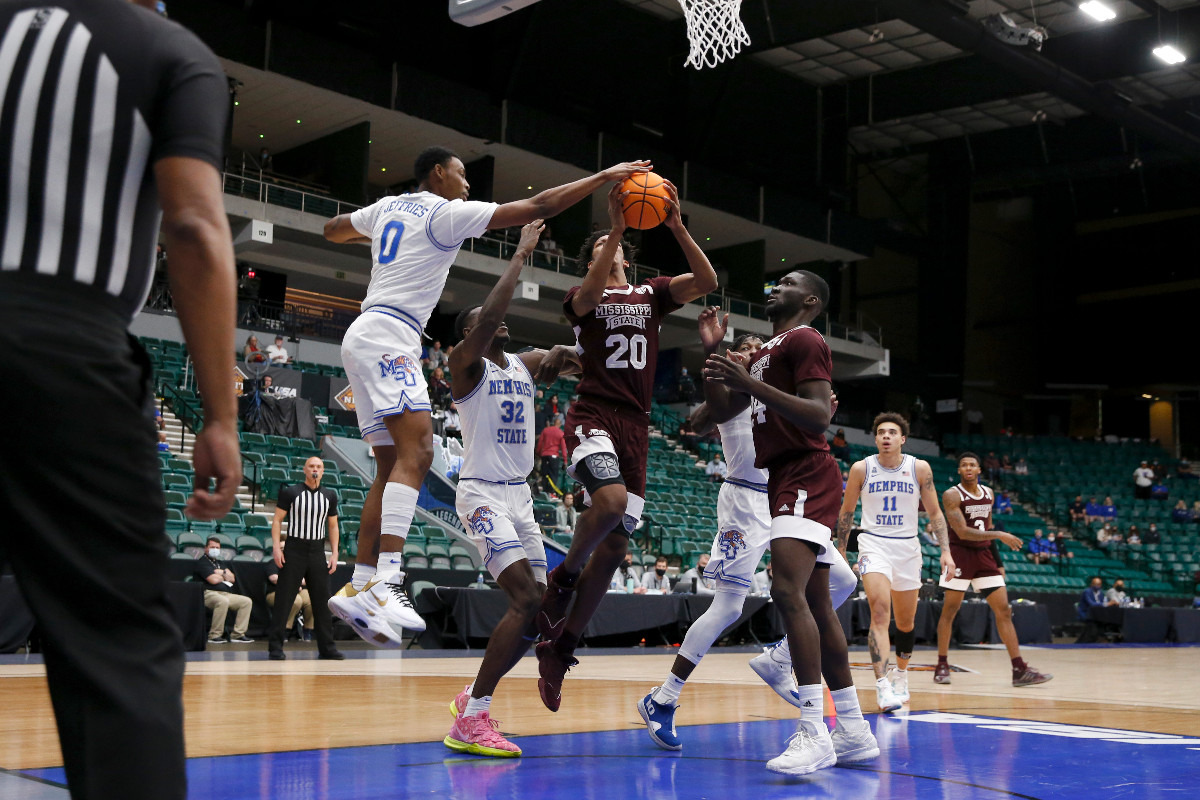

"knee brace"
[574,451,624,495]
[894,628,916,661]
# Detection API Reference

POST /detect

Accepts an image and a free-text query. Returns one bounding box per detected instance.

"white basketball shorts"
[455,478,547,584]
[856,533,923,592]
[704,480,771,592]
[341,309,431,446]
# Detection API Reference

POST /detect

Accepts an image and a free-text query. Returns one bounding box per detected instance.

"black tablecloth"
[1173,609,1200,643]
[840,598,1051,646]
[1089,606,1175,643]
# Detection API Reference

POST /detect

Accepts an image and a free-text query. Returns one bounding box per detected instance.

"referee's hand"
[187,420,241,520]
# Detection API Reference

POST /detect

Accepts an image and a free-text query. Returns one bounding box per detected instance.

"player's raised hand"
[697,306,729,353]
[607,183,629,232]
[662,179,683,230]
[830,391,839,418]
[703,351,754,393]
[516,219,544,255]
[532,344,575,384]
[999,531,1023,550]
[601,160,652,182]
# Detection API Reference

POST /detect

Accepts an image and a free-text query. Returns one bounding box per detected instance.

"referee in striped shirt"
[0,1,237,798]
[268,457,344,660]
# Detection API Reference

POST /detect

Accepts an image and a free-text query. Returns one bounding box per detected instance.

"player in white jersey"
[640,310,875,766]
[323,146,650,646]
[835,412,954,713]
[442,221,580,758]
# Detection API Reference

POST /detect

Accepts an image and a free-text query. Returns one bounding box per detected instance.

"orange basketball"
[620,172,671,230]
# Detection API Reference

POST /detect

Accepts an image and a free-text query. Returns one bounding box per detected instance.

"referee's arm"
[271,506,288,568]
[326,515,340,574]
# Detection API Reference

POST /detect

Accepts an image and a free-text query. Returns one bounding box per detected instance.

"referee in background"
[268,457,344,660]
[0,1,238,798]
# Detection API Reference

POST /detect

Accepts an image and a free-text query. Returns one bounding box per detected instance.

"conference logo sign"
[234,366,248,397]
[907,713,1200,748]
[335,383,356,411]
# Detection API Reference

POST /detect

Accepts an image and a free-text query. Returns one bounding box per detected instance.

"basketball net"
[678,0,751,69]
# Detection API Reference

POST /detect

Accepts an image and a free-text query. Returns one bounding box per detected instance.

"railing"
[221,172,362,219]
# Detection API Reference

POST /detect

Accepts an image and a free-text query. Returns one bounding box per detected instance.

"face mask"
[656,568,666,577]
[208,547,220,559]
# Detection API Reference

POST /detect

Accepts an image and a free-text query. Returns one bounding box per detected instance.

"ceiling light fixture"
[1079,1,1116,22]
[1153,44,1186,64]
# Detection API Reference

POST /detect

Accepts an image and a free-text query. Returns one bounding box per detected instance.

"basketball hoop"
[678,0,751,69]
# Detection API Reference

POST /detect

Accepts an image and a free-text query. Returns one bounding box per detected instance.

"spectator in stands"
[1027,529,1050,564]
[1000,454,1014,474]
[705,453,728,483]
[611,552,642,593]
[994,491,1013,515]
[242,335,260,360]
[1172,500,1191,523]
[1151,459,1167,483]
[157,431,170,452]
[1069,495,1088,525]
[260,375,275,396]
[678,418,698,450]
[640,555,671,593]
[921,517,939,546]
[1096,523,1117,547]
[1177,459,1196,481]
[155,406,165,431]
[1015,457,1029,476]
[1084,496,1102,523]
[1134,460,1155,500]
[1046,531,1067,560]
[829,428,850,461]
[533,389,548,434]
[259,146,273,172]
[1106,578,1130,607]
[536,416,568,494]
[266,334,288,365]
[195,538,253,645]
[442,401,461,441]
[555,492,579,535]
[265,563,313,641]
[678,554,715,595]
[751,562,773,596]
[1077,576,1112,620]
[677,367,697,404]
[1126,526,1141,544]
[983,452,1001,483]
[538,225,563,258]
[1192,500,1200,522]
[545,393,560,424]
[1143,522,1160,545]
[426,340,447,369]
[1098,496,1118,522]
[1151,479,1170,500]
[428,367,451,409]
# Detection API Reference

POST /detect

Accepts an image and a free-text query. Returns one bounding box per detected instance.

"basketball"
[620,172,671,230]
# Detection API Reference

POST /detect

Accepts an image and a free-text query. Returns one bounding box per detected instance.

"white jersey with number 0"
[716,408,768,485]
[350,191,498,327]
[859,453,920,539]
[455,353,536,482]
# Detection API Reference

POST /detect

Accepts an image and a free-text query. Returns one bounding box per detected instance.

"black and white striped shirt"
[0,0,227,321]
[277,483,338,541]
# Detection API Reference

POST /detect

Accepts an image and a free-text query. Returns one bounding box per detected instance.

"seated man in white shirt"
[266,335,289,365]
[610,552,642,593]
[640,555,672,594]
[677,553,716,595]
[751,561,773,596]
[704,454,728,483]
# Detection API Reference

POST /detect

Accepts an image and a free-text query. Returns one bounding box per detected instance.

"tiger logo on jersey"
[718,529,747,559]
[466,506,497,536]
[858,553,870,572]
[378,353,418,385]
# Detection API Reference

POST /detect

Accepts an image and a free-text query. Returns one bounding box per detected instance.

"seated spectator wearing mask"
[640,556,671,594]
[1105,578,1130,607]
[677,554,716,595]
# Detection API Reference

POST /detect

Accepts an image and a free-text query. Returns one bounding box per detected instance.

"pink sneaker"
[444,712,522,757]
[449,685,471,718]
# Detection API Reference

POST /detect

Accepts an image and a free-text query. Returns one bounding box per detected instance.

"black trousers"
[267,537,336,654]
[0,275,185,799]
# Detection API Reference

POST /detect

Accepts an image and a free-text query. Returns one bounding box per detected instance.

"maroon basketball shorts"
[765,451,841,564]
[564,397,650,534]
[940,543,1005,592]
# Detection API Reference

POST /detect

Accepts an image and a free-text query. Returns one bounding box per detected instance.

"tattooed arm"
[917,459,955,579]
[836,460,866,558]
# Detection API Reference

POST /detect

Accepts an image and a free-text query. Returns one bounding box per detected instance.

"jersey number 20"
[605,334,648,370]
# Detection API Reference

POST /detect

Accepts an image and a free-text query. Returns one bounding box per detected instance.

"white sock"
[652,673,687,706]
[464,695,491,718]
[377,551,404,573]
[796,684,823,726]
[876,676,892,690]
[351,563,375,590]
[771,637,792,665]
[381,482,418,545]
[895,668,907,678]
[830,686,864,722]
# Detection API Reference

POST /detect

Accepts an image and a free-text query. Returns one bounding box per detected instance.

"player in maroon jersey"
[701,270,870,776]
[934,452,1052,687]
[533,180,717,712]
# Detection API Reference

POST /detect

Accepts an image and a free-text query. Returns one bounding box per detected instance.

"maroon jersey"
[949,483,994,550]
[749,325,833,470]
[563,276,681,413]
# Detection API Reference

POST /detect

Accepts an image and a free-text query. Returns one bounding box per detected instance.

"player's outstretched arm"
[571,183,629,318]
[487,161,652,231]
[689,402,716,437]
[918,460,956,577]
[517,345,582,385]
[697,307,749,424]
[323,214,370,244]
[661,180,718,305]
[157,156,241,521]
[835,460,866,557]
[449,220,544,400]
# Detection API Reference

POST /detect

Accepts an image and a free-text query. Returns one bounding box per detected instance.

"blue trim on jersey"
[858,531,920,540]
[705,562,753,587]
[365,306,423,337]
[374,396,433,418]
[483,540,526,567]
[460,477,528,486]
[871,454,912,474]
[725,478,768,493]
[451,369,489,405]
[425,200,461,252]
[360,421,387,435]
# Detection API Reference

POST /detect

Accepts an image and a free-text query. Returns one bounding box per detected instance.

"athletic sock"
[830,686,864,723]
[377,551,403,573]
[381,482,417,545]
[652,674,687,706]
[876,676,891,690]
[464,695,492,718]
[351,564,376,590]
[895,668,908,678]
[1012,657,1028,674]
[796,684,823,727]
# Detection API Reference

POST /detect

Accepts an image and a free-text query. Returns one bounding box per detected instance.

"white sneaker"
[766,721,836,776]
[890,669,910,704]
[328,571,425,647]
[830,718,880,764]
[875,677,902,713]
[748,644,802,708]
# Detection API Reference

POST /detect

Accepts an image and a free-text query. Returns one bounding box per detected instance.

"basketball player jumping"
[323,148,650,646]
[639,309,874,767]
[835,412,955,713]
[443,220,581,757]
[534,180,718,712]
[933,452,1052,687]
[702,270,868,776]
